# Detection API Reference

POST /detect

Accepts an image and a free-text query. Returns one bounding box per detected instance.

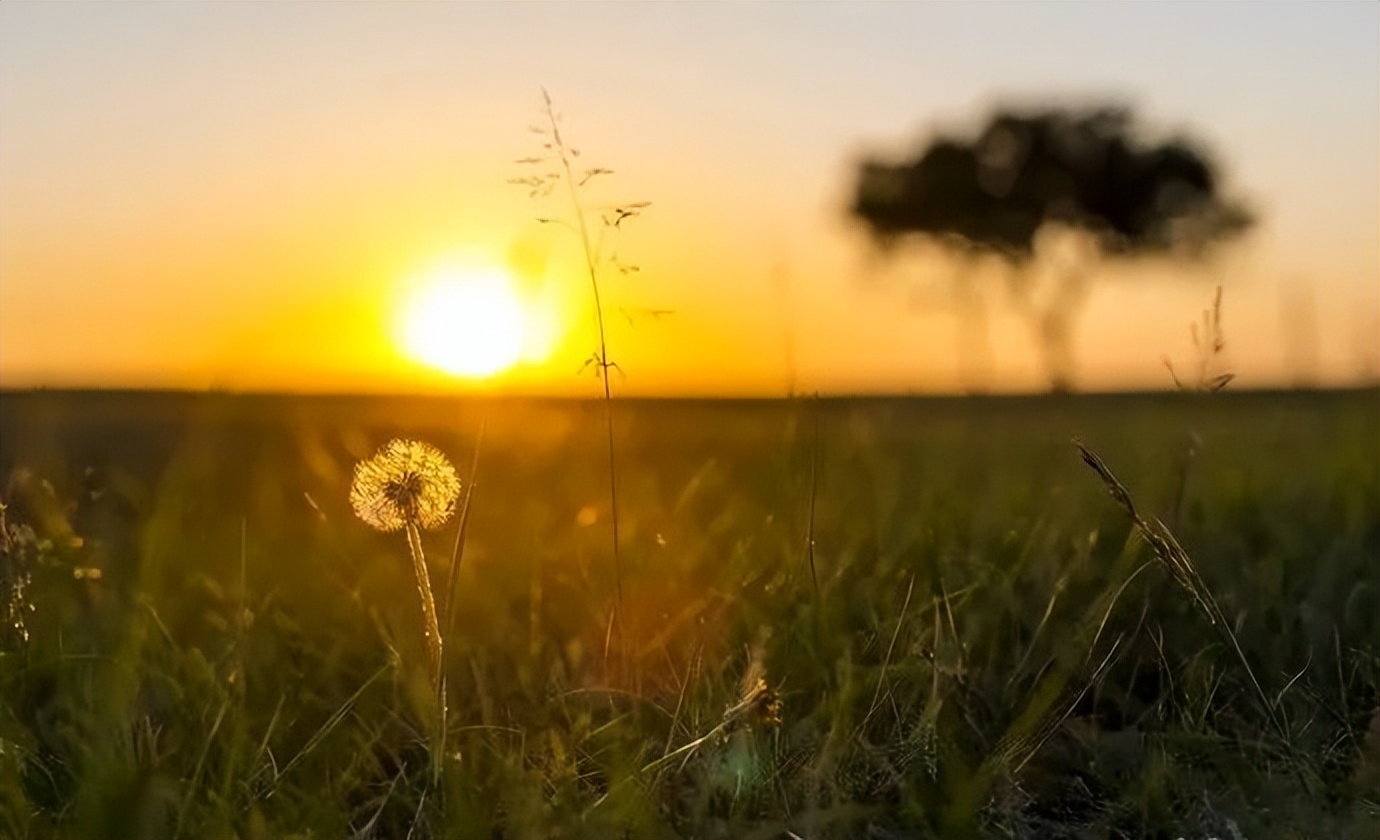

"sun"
[398,267,528,378]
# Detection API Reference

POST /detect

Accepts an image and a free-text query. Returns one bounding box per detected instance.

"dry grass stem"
[643,652,780,774]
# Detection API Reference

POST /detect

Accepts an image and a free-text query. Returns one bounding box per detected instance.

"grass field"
[1,389,1377,839]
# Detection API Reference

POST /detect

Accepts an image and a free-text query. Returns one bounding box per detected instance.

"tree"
[850,104,1254,392]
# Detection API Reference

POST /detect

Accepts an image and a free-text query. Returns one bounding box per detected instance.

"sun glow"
[398,267,529,378]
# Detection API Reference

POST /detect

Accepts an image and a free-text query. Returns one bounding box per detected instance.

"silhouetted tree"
[851,104,1253,391]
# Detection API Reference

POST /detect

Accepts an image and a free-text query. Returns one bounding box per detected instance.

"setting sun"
[398,268,528,378]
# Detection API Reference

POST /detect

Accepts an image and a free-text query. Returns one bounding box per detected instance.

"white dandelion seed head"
[350,439,460,532]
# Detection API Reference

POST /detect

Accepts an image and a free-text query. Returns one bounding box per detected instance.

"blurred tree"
[850,104,1254,391]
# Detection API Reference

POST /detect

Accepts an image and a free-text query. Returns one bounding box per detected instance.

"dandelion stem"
[405,520,443,693]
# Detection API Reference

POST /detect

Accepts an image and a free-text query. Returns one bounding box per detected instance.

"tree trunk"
[1038,308,1075,393]
[1035,266,1091,393]
[953,267,994,394]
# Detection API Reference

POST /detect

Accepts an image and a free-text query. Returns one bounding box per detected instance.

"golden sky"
[1,3,1376,395]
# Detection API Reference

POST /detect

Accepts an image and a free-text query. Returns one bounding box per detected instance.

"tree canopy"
[851,105,1254,260]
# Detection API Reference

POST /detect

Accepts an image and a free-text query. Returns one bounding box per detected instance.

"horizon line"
[3,384,1376,403]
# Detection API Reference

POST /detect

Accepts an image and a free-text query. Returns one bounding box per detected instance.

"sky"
[2,1,1376,396]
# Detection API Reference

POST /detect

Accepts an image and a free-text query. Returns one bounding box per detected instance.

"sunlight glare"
[399,268,528,378]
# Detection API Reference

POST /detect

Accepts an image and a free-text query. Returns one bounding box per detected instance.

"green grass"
[1,390,1377,839]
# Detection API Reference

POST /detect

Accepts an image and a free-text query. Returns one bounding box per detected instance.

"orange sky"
[1,3,1376,396]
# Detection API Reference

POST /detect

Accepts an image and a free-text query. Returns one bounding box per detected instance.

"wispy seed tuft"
[350,440,460,532]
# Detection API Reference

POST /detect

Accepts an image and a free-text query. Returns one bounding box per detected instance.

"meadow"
[1,388,1377,839]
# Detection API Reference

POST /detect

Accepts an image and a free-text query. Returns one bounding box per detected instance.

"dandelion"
[351,439,460,691]
[350,439,460,532]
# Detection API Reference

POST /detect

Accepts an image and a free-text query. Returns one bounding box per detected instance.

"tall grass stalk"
[437,419,485,774]
[1075,440,1285,738]
[804,394,822,598]
[524,88,643,613]
[1163,285,1235,524]
[1164,284,1234,394]
[442,418,485,639]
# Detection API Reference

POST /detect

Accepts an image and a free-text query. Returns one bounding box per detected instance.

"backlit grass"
[1,390,1377,839]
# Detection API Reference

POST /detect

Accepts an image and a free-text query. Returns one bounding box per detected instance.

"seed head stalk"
[541,90,623,609]
[404,519,443,693]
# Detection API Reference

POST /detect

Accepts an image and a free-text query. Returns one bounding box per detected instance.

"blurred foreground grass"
[1,390,1377,839]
